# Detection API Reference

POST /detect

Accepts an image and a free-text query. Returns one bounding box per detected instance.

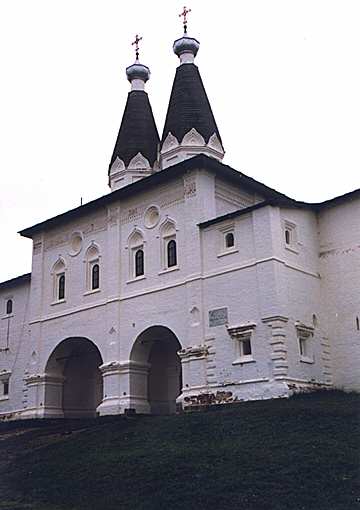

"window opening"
[167,240,177,268]
[92,264,100,290]
[285,229,291,245]
[241,338,252,356]
[6,299,13,315]
[3,380,9,396]
[58,274,65,300]
[135,249,144,277]
[299,336,307,357]
[225,232,234,248]
[356,317,360,331]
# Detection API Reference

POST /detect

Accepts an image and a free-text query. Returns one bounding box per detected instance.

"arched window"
[58,274,65,300]
[135,249,144,277]
[6,299,13,315]
[167,239,177,268]
[92,264,100,290]
[128,229,145,279]
[160,219,178,270]
[52,258,66,302]
[85,243,101,292]
[225,232,234,248]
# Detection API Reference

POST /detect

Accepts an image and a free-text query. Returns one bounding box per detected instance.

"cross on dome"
[132,34,143,61]
[179,6,191,34]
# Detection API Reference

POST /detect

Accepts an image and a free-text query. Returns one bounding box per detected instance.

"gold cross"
[179,6,191,33]
[132,34,143,60]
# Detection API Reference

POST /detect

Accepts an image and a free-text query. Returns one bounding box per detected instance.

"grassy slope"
[0,392,359,510]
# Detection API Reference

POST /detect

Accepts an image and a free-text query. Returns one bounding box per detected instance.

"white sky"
[0,0,359,282]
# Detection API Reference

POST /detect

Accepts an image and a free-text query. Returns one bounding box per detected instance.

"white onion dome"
[173,36,200,61]
[126,62,150,83]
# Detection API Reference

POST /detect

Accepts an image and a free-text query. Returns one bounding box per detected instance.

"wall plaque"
[209,308,228,327]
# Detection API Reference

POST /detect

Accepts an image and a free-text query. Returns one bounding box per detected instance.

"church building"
[0,13,359,419]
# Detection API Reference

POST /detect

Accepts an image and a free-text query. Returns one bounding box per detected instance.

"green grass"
[0,391,359,510]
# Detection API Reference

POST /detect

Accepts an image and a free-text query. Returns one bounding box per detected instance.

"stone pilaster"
[23,373,65,419]
[97,360,151,416]
[320,336,333,385]
[262,316,289,379]
[177,345,209,407]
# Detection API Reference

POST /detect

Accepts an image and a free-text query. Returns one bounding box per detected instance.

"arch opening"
[130,326,182,415]
[44,337,103,418]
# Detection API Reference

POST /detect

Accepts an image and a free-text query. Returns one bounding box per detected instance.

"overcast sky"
[0,0,359,282]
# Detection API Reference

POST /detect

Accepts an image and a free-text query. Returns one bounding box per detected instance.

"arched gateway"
[130,326,182,414]
[44,337,103,418]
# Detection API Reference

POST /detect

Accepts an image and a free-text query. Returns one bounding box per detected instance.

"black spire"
[109,38,160,184]
[161,62,222,148]
[110,90,160,169]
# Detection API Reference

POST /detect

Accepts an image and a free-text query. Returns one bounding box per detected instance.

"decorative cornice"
[262,315,289,324]
[25,373,65,385]
[99,360,151,375]
[227,323,256,341]
[161,128,224,156]
[178,345,209,360]
[295,321,314,337]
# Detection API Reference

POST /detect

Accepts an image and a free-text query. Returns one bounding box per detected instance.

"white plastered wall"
[318,197,360,391]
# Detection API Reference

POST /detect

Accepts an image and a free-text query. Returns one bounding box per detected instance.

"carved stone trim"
[162,132,179,153]
[227,323,256,341]
[109,157,126,175]
[178,345,209,360]
[294,321,314,338]
[128,152,151,170]
[99,360,151,376]
[25,373,65,385]
[181,128,206,147]
[262,316,289,379]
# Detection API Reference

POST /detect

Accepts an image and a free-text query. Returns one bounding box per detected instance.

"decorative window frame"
[227,323,256,365]
[217,223,238,258]
[0,370,11,401]
[283,220,299,254]
[295,321,314,363]
[83,242,102,295]
[2,296,14,319]
[159,217,179,273]
[127,228,146,282]
[51,257,67,304]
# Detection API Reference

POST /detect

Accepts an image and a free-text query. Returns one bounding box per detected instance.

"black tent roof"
[109,90,160,170]
[161,64,222,148]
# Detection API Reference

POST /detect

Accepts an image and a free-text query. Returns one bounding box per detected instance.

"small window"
[58,274,65,300]
[225,232,234,249]
[285,229,291,245]
[299,336,308,357]
[92,264,100,290]
[241,338,252,357]
[283,221,297,250]
[6,299,13,315]
[135,249,144,277]
[0,376,10,398]
[167,240,177,268]
[296,324,314,362]
[356,317,359,331]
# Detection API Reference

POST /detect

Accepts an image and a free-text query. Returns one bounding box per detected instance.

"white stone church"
[1,21,359,420]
